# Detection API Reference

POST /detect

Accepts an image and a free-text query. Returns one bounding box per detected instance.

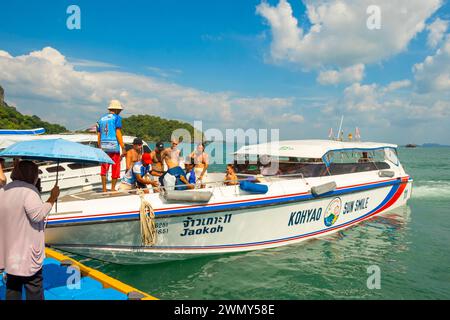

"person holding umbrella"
[0,160,60,300]
[0,138,114,300]
[97,99,126,192]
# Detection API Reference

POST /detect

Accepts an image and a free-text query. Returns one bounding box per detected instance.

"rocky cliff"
[0,85,67,133]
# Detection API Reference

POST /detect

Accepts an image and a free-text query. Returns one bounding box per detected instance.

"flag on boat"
[355,127,361,140]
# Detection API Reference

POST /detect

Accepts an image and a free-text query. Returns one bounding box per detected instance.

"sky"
[0,0,449,144]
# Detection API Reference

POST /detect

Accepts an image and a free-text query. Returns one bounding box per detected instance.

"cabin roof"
[234,139,398,159]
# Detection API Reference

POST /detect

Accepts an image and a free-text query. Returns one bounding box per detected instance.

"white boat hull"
[45,176,413,264]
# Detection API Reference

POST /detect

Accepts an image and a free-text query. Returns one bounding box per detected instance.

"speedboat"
[45,140,413,264]
[0,133,150,196]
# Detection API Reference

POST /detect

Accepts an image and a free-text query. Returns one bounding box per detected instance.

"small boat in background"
[0,133,150,196]
[405,144,418,148]
[0,127,45,135]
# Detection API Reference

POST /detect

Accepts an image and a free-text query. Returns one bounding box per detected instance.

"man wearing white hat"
[96,99,125,192]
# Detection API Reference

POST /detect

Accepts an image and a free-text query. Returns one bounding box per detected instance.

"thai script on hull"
[181,214,232,236]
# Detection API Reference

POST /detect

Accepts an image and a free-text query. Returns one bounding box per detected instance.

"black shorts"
[136,181,147,189]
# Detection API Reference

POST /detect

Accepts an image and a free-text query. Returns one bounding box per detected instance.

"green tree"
[122,115,203,142]
[0,91,67,134]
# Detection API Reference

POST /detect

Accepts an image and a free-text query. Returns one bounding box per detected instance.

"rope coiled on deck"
[137,189,157,246]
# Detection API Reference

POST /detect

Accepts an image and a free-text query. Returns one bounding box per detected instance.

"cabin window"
[234,161,260,175]
[323,149,391,175]
[384,148,399,166]
[233,156,327,177]
[278,161,328,177]
[46,166,66,173]
[234,154,247,165]
[67,163,98,170]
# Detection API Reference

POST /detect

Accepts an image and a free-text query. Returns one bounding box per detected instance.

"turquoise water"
[75,147,450,299]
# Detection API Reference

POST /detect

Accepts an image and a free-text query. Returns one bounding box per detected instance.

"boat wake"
[412,180,450,199]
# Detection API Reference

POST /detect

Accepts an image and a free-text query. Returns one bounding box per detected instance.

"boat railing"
[154,172,309,190]
[59,172,311,201]
[177,172,308,191]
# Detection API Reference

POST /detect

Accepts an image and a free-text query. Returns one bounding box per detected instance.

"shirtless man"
[150,141,165,176]
[125,138,143,172]
[162,139,181,168]
[160,142,194,190]
[189,143,209,186]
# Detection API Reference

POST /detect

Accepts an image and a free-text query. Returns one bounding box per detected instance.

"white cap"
[108,99,124,110]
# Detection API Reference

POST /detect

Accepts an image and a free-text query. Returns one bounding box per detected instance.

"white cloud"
[426,18,449,48]
[70,58,119,69]
[257,0,442,68]
[146,66,182,78]
[413,35,450,93]
[344,83,381,111]
[331,77,450,130]
[317,64,365,85]
[383,79,411,92]
[0,47,294,130]
[280,113,304,123]
[0,50,12,59]
[232,97,294,108]
[28,47,66,65]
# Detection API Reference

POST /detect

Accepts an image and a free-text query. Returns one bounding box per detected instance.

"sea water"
[77,147,450,299]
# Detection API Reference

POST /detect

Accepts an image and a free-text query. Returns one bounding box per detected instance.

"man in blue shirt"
[185,158,196,185]
[160,162,195,191]
[97,99,126,192]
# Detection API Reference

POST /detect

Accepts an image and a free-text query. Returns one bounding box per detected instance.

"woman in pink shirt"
[0,160,59,300]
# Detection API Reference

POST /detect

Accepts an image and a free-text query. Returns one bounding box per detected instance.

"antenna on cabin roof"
[355,127,361,141]
[328,127,334,140]
[336,115,344,141]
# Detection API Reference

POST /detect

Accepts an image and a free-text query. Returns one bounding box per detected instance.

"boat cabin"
[233,140,400,178]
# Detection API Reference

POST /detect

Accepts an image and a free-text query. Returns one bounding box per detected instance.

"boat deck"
[59,189,136,202]
[58,185,220,203]
[0,248,157,300]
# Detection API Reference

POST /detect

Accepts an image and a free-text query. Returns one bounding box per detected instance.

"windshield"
[233,147,398,178]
